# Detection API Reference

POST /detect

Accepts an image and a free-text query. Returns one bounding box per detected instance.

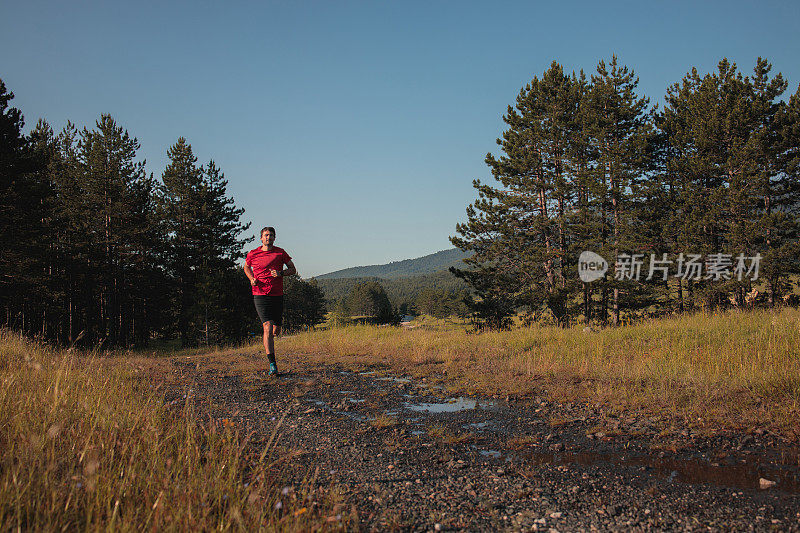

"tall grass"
[0,330,340,530]
[281,309,800,436]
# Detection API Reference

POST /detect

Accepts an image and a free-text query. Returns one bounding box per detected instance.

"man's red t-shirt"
[245,246,292,296]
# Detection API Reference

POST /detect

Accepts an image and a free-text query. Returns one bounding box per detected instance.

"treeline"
[452,57,800,328]
[325,279,469,326]
[328,281,399,326]
[0,79,323,347]
[315,269,467,311]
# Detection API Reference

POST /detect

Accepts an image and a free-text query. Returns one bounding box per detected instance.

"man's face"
[261,230,275,247]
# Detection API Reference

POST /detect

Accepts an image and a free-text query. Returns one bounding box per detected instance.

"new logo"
[579,251,608,283]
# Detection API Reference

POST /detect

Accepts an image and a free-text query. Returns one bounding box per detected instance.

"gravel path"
[158,353,800,532]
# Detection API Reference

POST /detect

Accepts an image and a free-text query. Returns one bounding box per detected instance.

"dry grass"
[425,424,476,445]
[0,330,341,531]
[370,413,400,430]
[547,416,576,428]
[281,308,800,438]
[506,435,538,449]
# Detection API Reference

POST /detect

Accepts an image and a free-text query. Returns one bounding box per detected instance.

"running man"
[244,226,296,376]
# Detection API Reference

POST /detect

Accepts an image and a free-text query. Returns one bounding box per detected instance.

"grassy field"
[281,308,800,439]
[0,331,338,531]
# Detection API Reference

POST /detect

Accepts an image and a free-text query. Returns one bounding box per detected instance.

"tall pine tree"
[586,56,652,325]
[159,138,249,346]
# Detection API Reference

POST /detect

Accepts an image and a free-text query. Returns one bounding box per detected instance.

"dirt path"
[151,350,800,531]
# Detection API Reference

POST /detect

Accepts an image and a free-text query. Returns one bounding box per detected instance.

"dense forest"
[452,57,800,328]
[0,79,325,347]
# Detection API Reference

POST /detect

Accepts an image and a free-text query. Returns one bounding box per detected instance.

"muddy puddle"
[465,421,493,430]
[376,376,412,384]
[522,449,800,494]
[403,397,501,413]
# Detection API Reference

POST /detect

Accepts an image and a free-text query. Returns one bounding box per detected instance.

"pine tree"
[566,71,605,323]
[27,120,67,340]
[660,59,798,308]
[283,277,327,332]
[586,56,652,325]
[159,138,204,346]
[159,138,250,346]
[451,62,584,327]
[0,80,53,334]
[49,121,95,344]
[347,281,395,324]
[77,115,151,345]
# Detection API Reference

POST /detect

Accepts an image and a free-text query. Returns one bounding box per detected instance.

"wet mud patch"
[522,449,800,494]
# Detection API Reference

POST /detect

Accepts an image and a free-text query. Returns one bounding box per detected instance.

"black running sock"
[267,353,276,365]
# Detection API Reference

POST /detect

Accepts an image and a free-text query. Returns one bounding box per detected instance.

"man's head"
[260,226,276,247]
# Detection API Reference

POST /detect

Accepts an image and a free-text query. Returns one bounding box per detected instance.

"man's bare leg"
[263,321,281,374]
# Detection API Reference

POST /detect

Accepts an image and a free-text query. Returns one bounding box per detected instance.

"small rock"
[550,511,563,518]
[759,477,776,489]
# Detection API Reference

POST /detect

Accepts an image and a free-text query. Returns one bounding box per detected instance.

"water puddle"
[469,444,513,462]
[465,421,492,430]
[377,376,412,384]
[403,397,500,414]
[522,449,800,493]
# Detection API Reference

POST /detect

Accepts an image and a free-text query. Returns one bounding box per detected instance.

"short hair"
[260,226,276,236]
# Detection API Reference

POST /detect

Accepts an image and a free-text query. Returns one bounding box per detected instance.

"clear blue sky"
[3,1,799,276]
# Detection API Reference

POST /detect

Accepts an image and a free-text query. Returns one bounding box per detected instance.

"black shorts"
[253,295,284,326]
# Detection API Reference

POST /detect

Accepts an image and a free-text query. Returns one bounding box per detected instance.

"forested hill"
[315,248,469,280]
[314,269,468,308]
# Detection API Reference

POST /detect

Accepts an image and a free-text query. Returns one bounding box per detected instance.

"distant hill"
[315,270,468,307]
[312,248,472,308]
[315,248,469,280]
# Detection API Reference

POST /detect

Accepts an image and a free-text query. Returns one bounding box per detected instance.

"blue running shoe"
[268,362,279,376]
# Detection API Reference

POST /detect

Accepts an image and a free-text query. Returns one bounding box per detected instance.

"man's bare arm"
[243,263,257,285]
[283,260,297,277]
